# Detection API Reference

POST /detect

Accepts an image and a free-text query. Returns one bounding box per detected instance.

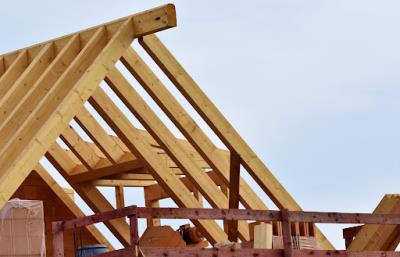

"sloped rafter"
[88,87,228,244]
[74,107,126,163]
[104,67,250,240]
[139,34,334,249]
[0,4,177,209]
[348,195,400,251]
[121,47,266,211]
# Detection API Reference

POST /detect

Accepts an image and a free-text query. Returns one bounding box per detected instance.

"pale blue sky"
[1,0,400,249]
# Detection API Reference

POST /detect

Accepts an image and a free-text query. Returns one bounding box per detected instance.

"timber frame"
[0,3,396,254]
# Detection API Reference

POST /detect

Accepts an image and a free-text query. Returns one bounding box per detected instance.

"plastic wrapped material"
[0,198,46,257]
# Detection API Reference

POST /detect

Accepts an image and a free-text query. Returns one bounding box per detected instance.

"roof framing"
[0,3,348,249]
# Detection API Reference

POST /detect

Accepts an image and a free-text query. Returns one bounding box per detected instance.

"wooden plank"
[139,34,334,250]
[115,186,125,208]
[144,187,161,227]
[0,34,80,134]
[88,88,227,244]
[122,46,266,211]
[45,143,132,246]
[348,194,400,251]
[60,125,105,169]
[93,179,155,187]
[105,67,249,240]
[0,19,134,211]
[34,164,113,249]
[0,4,177,63]
[0,43,54,128]
[0,50,28,100]
[228,151,241,242]
[75,107,125,163]
[69,157,143,182]
[144,170,225,201]
[254,223,273,249]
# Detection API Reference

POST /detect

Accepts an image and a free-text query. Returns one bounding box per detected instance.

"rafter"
[122,46,266,211]
[75,107,125,163]
[105,67,250,240]
[89,87,227,244]
[0,43,54,127]
[139,34,334,249]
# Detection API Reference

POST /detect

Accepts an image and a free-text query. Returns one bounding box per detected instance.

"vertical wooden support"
[115,186,125,209]
[228,151,240,242]
[144,187,161,227]
[52,221,64,257]
[282,209,293,257]
[129,212,139,257]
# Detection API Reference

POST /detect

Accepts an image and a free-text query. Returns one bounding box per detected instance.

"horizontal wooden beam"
[92,179,155,187]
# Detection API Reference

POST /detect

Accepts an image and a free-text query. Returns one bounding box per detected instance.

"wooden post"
[228,151,241,242]
[52,221,64,257]
[144,187,161,227]
[281,209,293,257]
[115,186,125,209]
[129,207,139,257]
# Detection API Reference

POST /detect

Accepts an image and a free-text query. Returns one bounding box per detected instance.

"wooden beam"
[105,67,249,240]
[0,50,28,100]
[45,143,131,246]
[60,125,105,170]
[93,179,155,187]
[348,194,400,251]
[144,170,225,202]
[122,46,265,211]
[115,186,125,208]
[75,107,125,163]
[88,87,227,244]
[0,18,135,207]
[0,43,54,128]
[69,157,143,183]
[139,34,334,250]
[0,34,80,134]
[0,4,177,64]
[144,187,161,227]
[228,151,241,242]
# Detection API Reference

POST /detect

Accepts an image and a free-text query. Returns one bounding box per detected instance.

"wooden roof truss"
[1,3,384,250]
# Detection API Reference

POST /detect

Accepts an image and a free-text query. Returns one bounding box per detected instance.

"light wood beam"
[122,47,265,211]
[348,194,400,251]
[105,68,249,240]
[0,19,134,211]
[115,186,125,208]
[75,107,125,163]
[0,50,28,99]
[144,187,161,227]
[140,34,334,249]
[89,88,227,244]
[60,126,105,170]
[0,35,80,133]
[0,43,54,128]
[94,179,155,187]
[69,157,142,183]
[45,143,131,246]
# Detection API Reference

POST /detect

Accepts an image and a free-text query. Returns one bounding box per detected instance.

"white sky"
[1,0,400,250]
